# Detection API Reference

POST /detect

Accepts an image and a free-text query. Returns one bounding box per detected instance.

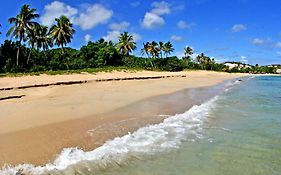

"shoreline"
[0,71,250,167]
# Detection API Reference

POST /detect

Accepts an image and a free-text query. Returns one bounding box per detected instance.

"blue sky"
[0,0,281,65]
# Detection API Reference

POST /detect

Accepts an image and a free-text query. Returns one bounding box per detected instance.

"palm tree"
[141,42,150,58]
[27,25,53,63]
[141,42,156,68]
[116,32,136,55]
[163,41,174,58]
[147,41,160,59]
[197,53,212,70]
[6,4,39,66]
[36,25,53,55]
[49,15,75,54]
[0,24,2,35]
[210,58,216,70]
[159,41,165,58]
[196,53,203,69]
[184,46,193,58]
[26,24,39,64]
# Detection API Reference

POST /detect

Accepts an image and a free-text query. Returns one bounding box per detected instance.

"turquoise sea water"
[1,76,281,175]
[100,76,281,175]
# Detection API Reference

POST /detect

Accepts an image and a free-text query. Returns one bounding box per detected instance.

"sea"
[1,76,281,175]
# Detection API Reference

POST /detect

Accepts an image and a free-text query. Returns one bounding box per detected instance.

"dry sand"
[0,70,249,167]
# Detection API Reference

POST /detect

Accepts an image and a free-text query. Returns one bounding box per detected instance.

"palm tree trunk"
[61,44,64,55]
[43,51,47,58]
[150,57,155,69]
[16,47,20,66]
[65,60,69,70]
[27,45,34,65]
[16,38,23,66]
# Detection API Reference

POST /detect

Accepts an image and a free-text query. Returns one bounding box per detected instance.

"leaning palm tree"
[163,41,174,58]
[184,46,193,58]
[49,15,75,54]
[116,32,137,55]
[6,4,39,66]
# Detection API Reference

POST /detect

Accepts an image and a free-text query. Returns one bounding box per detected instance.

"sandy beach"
[0,70,249,167]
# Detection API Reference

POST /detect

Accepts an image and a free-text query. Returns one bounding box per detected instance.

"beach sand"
[0,71,249,167]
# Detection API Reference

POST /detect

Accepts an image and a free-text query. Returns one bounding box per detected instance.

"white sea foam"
[0,96,219,175]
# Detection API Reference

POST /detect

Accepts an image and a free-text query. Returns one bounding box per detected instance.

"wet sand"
[0,71,249,167]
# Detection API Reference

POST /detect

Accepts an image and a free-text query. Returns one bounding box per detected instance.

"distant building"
[223,62,252,70]
[266,64,281,74]
[267,64,281,68]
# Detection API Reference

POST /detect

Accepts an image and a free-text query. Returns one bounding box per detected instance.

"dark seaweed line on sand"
[0,95,25,101]
[0,75,187,91]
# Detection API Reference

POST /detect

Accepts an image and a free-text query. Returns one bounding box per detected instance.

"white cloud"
[40,1,78,26]
[109,21,130,31]
[132,33,142,42]
[231,24,247,33]
[252,38,264,45]
[177,20,187,29]
[171,35,183,41]
[103,31,121,42]
[75,4,113,30]
[131,1,141,7]
[190,53,199,61]
[141,1,171,29]
[177,20,196,30]
[141,12,165,29]
[151,1,171,15]
[103,31,142,43]
[277,51,281,57]
[240,56,248,63]
[84,34,91,42]
[40,1,113,30]
[276,42,281,48]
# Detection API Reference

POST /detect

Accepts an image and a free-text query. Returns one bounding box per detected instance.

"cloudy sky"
[0,0,280,65]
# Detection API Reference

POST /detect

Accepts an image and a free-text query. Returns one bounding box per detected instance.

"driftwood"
[0,75,187,91]
[0,95,25,101]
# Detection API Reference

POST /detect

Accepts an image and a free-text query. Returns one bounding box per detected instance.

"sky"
[0,0,281,65]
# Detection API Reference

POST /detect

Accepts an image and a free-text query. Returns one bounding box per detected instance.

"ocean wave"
[0,95,219,175]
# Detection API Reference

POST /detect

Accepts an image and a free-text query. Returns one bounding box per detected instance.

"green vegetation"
[0,4,278,76]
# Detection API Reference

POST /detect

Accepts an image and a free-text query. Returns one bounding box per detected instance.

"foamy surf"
[0,95,219,175]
